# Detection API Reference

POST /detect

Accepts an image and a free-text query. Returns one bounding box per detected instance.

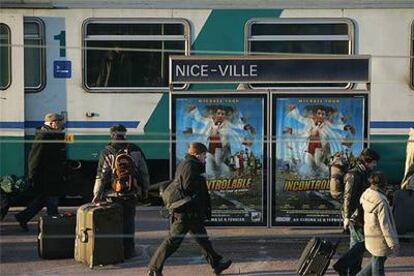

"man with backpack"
[333,148,380,276]
[147,143,232,276]
[92,124,150,259]
[15,113,66,231]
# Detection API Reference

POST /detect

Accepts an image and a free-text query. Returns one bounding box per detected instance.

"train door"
[24,16,67,132]
[0,14,25,176]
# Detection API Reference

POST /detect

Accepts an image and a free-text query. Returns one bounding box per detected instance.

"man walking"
[92,124,150,259]
[333,148,380,276]
[147,143,232,276]
[15,113,66,231]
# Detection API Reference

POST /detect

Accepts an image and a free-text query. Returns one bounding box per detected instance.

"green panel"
[191,9,282,91]
[0,137,25,177]
[370,135,407,184]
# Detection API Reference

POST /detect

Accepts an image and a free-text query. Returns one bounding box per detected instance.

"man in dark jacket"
[147,143,232,276]
[333,148,380,276]
[92,124,150,259]
[15,113,66,231]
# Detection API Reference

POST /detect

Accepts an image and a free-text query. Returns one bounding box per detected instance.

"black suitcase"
[296,237,337,276]
[393,189,414,234]
[38,213,76,259]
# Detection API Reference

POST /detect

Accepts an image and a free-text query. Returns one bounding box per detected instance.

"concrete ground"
[1,207,413,276]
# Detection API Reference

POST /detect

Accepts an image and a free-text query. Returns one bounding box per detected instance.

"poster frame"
[270,91,369,226]
[170,90,269,226]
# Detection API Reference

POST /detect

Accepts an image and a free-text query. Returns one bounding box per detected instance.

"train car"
[1,0,413,202]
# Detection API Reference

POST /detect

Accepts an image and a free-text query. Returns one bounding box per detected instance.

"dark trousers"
[109,197,136,259]
[15,194,59,223]
[334,224,365,276]
[148,214,222,273]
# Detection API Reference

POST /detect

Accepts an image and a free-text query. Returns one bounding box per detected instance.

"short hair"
[110,124,127,135]
[360,148,380,163]
[188,142,208,155]
[368,171,387,186]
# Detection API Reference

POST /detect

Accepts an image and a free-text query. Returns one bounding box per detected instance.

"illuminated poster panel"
[172,93,268,226]
[272,94,367,226]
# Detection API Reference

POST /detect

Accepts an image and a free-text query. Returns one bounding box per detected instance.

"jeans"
[356,256,387,276]
[333,223,365,276]
[15,194,59,223]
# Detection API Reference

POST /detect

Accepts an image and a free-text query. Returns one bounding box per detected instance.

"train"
[1,0,413,203]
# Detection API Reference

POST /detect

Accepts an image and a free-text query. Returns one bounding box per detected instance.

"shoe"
[146,270,163,276]
[14,214,29,232]
[213,259,232,275]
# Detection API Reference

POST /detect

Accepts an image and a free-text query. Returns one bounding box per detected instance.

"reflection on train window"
[0,23,11,90]
[246,18,354,89]
[24,18,46,92]
[83,19,190,91]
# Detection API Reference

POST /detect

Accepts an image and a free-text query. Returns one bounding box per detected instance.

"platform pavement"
[1,207,413,275]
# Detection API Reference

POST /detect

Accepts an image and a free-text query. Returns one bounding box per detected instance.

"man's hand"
[390,244,400,256]
[142,190,148,201]
[92,195,101,204]
[343,218,350,230]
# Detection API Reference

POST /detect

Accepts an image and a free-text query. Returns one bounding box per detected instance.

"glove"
[343,218,350,230]
[390,244,400,256]
[142,190,148,201]
[92,195,101,204]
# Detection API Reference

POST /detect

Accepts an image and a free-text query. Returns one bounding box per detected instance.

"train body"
[1,0,413,201]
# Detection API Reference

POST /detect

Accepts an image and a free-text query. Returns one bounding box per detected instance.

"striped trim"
[0,121,140,129]
[370,121,414,129]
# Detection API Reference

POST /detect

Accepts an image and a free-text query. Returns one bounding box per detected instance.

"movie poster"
[272,94,367,226]
[173,94,267,226]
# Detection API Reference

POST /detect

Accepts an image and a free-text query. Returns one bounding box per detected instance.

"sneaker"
[14,214,29,232]
[146,270,163,276]
[213,259,232,275]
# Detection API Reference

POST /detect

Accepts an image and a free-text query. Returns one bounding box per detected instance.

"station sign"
[170,55,370,84]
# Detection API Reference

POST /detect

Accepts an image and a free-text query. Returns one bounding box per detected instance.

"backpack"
[111,147,137,193]
[160,179,195,210]
[329,151,355,200]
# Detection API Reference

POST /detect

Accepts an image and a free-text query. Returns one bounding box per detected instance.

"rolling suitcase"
[38,212,76,259]
[393,189,414,234]
[296,237,337,276]
[74,202,124,268]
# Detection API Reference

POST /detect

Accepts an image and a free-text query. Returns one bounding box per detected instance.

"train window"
[24,18,46,92]
[0,23,11,90]
[83,19,190,91]
[246,18,354,89]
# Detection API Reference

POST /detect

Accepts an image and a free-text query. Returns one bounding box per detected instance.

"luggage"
[296,237,337,276]
[74,202,124,268]
[393,189,414,234]
[38,213,76,259]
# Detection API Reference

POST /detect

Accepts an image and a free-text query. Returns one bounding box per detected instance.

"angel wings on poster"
[276,97,364,178]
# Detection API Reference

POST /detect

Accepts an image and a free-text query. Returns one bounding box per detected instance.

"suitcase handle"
[80,228,89,243]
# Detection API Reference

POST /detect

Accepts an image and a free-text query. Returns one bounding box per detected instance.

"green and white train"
[1,0,413,200]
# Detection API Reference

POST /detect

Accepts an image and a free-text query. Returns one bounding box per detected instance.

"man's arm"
[28,132,45,183]
[92,150,111,203]
[342,172,355,227]
[135,150,150,199]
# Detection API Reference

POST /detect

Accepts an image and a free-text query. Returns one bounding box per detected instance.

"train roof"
[2,0,414,9]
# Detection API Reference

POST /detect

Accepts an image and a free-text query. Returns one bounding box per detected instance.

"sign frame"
[270,91,369,226]
[170,90,269,226]
[169,55,371,84]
